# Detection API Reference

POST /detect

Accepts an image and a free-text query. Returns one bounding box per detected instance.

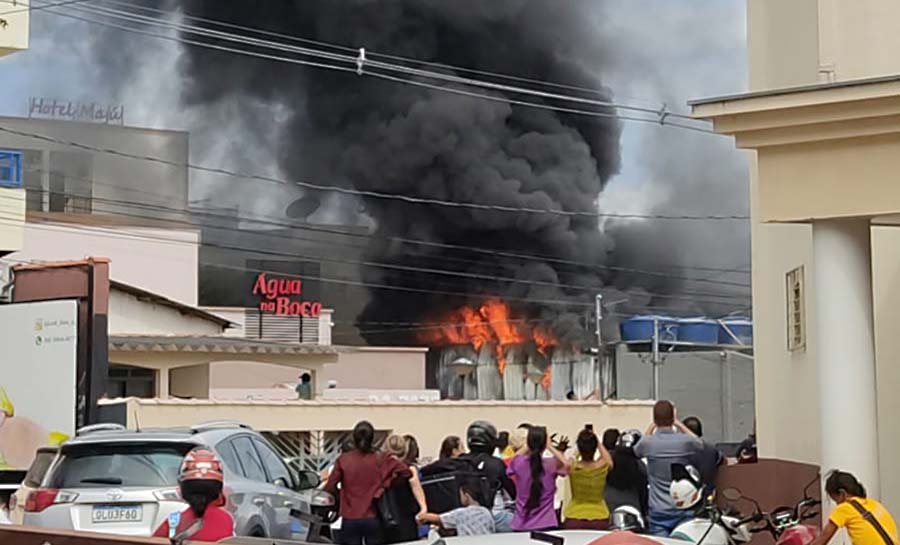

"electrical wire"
[0,124,749,221]
[72,1,703,126]
[46,2,715,137]
[0,0,92,17]
[0,196,751,305]
[98,0,693,118]
[18,164,752,284]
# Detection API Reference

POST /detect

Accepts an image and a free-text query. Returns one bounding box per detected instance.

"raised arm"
[598,442,614,469]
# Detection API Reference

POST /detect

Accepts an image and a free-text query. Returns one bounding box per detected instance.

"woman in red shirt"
[153,448,235,542]
[325,421,412,545]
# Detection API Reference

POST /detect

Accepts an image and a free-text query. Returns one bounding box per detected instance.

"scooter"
[720,477,821,545]
[668,494,752,545]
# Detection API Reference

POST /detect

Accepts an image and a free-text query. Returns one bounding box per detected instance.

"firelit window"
[0,150,23,188]
[786,266,806,351]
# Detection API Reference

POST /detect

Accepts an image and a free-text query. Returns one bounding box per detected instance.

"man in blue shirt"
[634,400,703,537]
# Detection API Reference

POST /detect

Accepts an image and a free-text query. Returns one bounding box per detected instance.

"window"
[216,440,243,477]
[253,438,292,487]
[231,436,267,482]
[786,266,806,351]
[0,150,23,187]
[49,443,192,488]
[107,364,155,398]
[23,450,57,488]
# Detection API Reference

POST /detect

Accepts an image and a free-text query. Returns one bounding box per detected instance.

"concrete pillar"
[157,368,170,399]
[813,219,880,498]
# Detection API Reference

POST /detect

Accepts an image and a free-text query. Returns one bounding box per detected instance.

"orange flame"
[421,299,558,375]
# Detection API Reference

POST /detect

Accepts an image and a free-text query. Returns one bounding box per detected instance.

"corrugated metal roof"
[108,334,341,355]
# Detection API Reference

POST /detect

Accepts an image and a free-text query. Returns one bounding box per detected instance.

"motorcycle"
[718,476,821,545]
[669,494,751,545]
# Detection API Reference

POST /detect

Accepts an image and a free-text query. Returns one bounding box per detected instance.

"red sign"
[252,273,322,317]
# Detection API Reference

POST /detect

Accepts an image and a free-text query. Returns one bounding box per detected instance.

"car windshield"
[49,443,193,489]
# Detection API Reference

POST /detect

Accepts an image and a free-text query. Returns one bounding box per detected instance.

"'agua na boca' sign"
[252,273,322,317]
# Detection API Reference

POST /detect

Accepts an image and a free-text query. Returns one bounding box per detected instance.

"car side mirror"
[294,470,321,490]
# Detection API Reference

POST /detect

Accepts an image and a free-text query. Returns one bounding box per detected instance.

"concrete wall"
[209,348,428,392]
[170,364,210,399]
[108,288,222,336]
[0,0,29,56]
[5,222,199,304]
[115,398,655,462]
[615,350,755,445]
[0,187,24,253]
[748,0,900,89]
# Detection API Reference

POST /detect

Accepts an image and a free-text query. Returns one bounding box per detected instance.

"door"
[251,437,298,539]
[229,436,277,537]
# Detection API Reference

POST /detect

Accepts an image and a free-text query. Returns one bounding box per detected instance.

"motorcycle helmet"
[610,505,646,533]
[179,447,226,514]
[617,429,642,450]
[466,420,499,453]
[670,464,703,510]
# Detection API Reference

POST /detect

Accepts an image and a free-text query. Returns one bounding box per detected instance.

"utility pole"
[595,293,606,400]
[651,317,661,400]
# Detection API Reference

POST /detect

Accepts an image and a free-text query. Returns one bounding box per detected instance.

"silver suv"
[22,422,333,539]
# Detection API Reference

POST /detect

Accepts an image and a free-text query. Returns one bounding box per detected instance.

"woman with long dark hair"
[605,431,649,519]
[325,421,412,545]
[506,426,569,531]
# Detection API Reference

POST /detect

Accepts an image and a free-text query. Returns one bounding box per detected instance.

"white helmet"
[610,505,646,532]
[670,464,703,510]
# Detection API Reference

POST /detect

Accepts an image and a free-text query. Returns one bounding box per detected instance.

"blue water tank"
[677,317,719,344]
[620,315,678,343]
[718,317,753,345]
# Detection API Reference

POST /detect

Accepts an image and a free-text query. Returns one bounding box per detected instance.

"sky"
[0,0,751,312]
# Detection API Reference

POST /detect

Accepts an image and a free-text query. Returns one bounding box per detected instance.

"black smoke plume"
[169,0,623,346]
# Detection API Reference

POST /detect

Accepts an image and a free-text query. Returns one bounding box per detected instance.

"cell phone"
[586,424,594,432]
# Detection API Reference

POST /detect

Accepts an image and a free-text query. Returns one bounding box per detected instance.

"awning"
[109,335,341,356]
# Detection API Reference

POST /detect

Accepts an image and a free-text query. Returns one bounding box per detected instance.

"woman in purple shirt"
[507,426,570,531]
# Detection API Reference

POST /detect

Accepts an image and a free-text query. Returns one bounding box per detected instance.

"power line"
[0,124,749,221]
[47,1,716,137]
[73,1,703,127]
[0,198,751,306]
[18,164,751,284]
[99,0,692,118]
[0,0,92,17]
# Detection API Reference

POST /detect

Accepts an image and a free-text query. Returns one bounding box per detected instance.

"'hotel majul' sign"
[252,273,322,317]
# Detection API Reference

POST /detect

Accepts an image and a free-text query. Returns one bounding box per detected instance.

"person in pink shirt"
[506,426,570,531]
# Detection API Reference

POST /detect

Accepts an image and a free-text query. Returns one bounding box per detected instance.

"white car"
[8,446,58,525]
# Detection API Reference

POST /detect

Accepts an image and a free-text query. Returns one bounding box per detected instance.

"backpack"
[419,457,492,514]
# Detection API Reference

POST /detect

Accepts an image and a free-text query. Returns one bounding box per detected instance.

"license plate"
[92,505,143,523]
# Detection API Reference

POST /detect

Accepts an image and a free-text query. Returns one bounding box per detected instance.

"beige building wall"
[170,364,211,399]
[748,0,900,89]
[0,0,28,57]
[0,187,25,253]
[108,289,223,336]
[115,398,654,461]
[5,222,200,304]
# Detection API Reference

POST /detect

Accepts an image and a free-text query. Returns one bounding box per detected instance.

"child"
[153,448,235,543]
[417,479,495,537]
[809,470,898,545]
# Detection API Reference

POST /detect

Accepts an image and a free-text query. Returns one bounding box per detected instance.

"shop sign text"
[252,273,322,317]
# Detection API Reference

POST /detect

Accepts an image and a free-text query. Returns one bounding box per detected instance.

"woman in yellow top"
[563,426,613,530]
[809,470,898,545]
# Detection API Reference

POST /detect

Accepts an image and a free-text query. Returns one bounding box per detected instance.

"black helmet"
[467,420,498,452]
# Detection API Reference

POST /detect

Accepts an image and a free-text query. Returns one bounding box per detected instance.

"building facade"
[692,0,900,513]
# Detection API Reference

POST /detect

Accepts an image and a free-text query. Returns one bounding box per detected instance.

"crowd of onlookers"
[321,399,758,544]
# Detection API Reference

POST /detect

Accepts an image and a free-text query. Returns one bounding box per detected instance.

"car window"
[231,436,267,482]
[49,443,192,488]
[24,451,56,487]
[216,440,244,477]
[252,438,292,487]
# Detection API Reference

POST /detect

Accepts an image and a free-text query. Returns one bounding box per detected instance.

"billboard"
[0,300,77,470]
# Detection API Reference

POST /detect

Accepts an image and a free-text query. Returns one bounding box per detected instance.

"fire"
[541,367,552,392]
[421,299,558,374]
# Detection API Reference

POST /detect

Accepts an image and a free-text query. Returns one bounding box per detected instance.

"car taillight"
[24,489,78,513]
